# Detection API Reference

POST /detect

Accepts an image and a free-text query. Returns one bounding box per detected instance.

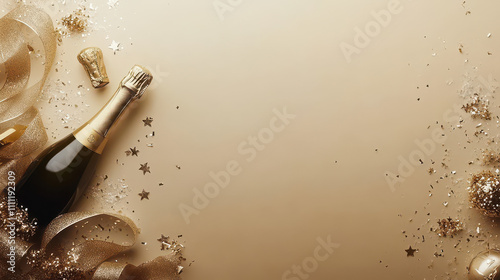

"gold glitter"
[434,218,463,237]
[0,194,37,241]
[462,93,491,120]
[25,249,87,280]
[60,8,89,33]
[468,170,500,217]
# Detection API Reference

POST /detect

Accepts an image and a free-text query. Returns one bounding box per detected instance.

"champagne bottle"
[15,65,153,227]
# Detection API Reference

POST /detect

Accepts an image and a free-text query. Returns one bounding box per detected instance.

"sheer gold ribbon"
[0,4,55,185]
[35,212,181,280]
[0,6,182,280]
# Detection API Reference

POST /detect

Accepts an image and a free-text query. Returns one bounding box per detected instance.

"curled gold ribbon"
[36,212,181,280]
[0,4,56,184]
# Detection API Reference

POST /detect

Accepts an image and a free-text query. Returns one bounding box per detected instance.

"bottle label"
[73,125,107,154]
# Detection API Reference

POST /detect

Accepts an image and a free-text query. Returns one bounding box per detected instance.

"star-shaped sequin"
[157,234,173,250]
[139,162,151,175]
[130,147,139,156]
[405,246,417,257]
[142,117,153,127]
[108,40,121,54]
[138,189,150,200]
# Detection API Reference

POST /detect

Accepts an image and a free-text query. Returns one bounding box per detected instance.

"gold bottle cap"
[120,65,153,99]
[77,47,110,88]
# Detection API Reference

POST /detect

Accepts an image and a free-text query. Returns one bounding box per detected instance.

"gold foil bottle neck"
[73,65,154,154]
[77,47,110,88]
[120,65,153,99]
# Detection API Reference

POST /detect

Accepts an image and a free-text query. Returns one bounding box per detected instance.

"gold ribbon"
[0,4,55,184]
[0,6,183,280]
[31,212,181,280]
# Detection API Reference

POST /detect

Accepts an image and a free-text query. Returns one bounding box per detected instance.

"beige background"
[2,0,500,279]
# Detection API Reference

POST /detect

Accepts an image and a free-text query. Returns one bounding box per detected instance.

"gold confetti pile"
[60,8,89,33]
[468,171,500,217]
[482,149,500,166]
[435,218,463,237]
[0,194,37,241]
[462,93,491,120]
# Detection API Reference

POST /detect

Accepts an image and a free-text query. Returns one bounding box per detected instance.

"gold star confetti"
[139,162,151,175]
[143,117,153,127]
[130,147,140,156]
[158,234,169,243]
[108,40,121,55]
[405,246,417,257]
[138,189,150,200]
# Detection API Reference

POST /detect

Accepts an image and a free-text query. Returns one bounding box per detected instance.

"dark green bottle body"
[16,134,99,227]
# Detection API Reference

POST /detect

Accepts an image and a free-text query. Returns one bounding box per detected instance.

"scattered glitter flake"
[434,218,464,237]
[462,93,491,120]
[143,116,153,127]
[138,189,150,200]
[60,8,89,33]
[488,33,492,38]
[176,165,181,170]
[468,170,500,217]
[130,147,140,156]
[147,143,154,147]
[405,246,417,257]
[139,162,151,175]
[178,265,184,274]
[108,0,119,8]
[428,167,436,174]
[157,234,185,255]
[108,40,121,55]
